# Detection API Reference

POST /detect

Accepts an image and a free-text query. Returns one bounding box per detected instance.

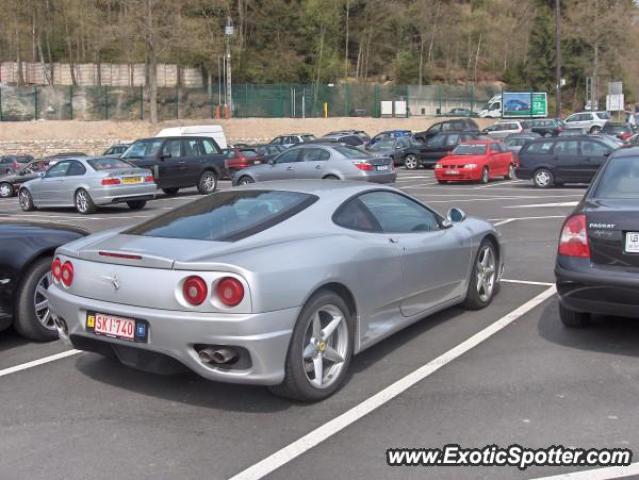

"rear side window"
[66,161,86,176]
[524,141,554,154]
[126,190,318,242]
[333,197,380,232]
[581,141,610,156]
[553,141,578,155]
[183,139,203,156]
[594,157,639,199]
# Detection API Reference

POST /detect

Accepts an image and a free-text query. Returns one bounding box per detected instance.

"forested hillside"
[1,0,637,101]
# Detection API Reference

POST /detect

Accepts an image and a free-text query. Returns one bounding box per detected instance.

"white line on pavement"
[501,279,554,286]
[530,462,639,480]
[493,218,516,226]
[488,215,567,222]
[423,196,578,204]
[505,201,579,209]
[0,214,149,220]
[228,285,557,480]
[0,349,81,378]
[474,180,524,189]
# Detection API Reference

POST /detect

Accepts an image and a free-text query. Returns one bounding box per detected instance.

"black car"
[121,136,226,195]
[368,132,479,169]
[413,118,480,142]
[315,134,366,147]
[442,107,478,117]
[0,222,86,341]
[517,135,619,188]
[325,130,371,142]
[555,148,639,326]
[521,118,565,137]
[0,160,51,198]
[103,143,131,156]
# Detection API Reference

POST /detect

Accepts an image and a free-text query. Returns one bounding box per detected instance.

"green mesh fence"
[0,83,504,120]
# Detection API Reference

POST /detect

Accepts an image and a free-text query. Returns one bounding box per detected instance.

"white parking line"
[530,462,639,480]
[505,201,579,209]
[493,218,516,227]
[474,180,524,189]
[489,215,567,222]
[0,213,149,220]
[423,195,580,204]
[501,279,554,286]
[228,285,557,480]
[0,349,81,378]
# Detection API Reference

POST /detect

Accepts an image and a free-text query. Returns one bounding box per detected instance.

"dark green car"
[0,160,50,198]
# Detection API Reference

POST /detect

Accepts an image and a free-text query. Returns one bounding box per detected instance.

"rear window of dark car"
[593,156,639,199]
[125,190,318,242]
[88,158,133,170]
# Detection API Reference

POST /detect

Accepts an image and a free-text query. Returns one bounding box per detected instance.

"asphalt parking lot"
[2,170,638,480]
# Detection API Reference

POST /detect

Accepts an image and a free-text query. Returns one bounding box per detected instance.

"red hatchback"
[435,140,517,184]
[223,147,264,175]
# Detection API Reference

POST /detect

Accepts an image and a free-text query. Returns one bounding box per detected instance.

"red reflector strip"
[101,178,121,185]
[98,251,143,260]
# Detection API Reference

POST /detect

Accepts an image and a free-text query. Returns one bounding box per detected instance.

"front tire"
[559,303,591,327]
[323,175,340,180]
[197,170,218,194]
[14,257,58,341]
[270,291,353,402]
[237,176,254,185]
[19,188,35,211]
[590,126,601,134]
[75,189,96,214]
[480,167,489,184]
[463,239,499,310]
[127,200,147,210]
[404,154,418,170]
[0,182,14,198]
[533,168,554,188]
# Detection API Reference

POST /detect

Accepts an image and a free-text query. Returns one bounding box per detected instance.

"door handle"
[286,166,294,170]
[315,165,322,169]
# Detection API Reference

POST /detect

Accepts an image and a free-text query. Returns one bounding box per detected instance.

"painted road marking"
[228,285,557,480]
[505,201,579,209]
[501,279,554,287]
[0,350,81,378]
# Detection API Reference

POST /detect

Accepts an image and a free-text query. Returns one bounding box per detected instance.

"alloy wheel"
[239,176,254,185]
[302,304,348,389]
[405,155,418,169]
[76,191,89,213]
[0,183,12,197]
[201,172,217,192]
[476,245,496,303]
[534,170,551,187]
[19,189,32,209]
[33,271,55,331]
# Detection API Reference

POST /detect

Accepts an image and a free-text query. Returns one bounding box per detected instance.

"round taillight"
[216,277,244,307]
[183,276,208,306]
[60,261,74,287]
[51,258,62,281]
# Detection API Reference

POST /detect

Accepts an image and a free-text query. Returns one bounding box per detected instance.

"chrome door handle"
[315,165,321,169]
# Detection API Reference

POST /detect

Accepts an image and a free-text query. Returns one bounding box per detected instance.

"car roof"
[233,179,394,196]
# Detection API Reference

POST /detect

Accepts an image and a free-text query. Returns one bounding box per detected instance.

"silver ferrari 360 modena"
[48,181,503,401]
[19,157,157,214]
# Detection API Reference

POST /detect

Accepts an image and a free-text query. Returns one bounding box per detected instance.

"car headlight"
[464,163,478,169]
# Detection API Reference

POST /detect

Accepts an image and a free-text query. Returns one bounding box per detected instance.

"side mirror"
[446,207,467,224]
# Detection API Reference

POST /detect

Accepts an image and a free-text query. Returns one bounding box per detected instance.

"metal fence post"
[176,84,180,119]
[34,86,38,120]
[140,86,144,120]
[69,85,74,119]
[104,86,109,119]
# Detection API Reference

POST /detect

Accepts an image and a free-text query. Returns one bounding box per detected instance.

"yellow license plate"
[122,177,142,184]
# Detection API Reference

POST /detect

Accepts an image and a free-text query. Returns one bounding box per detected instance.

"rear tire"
[323,175,340,180]
[0,182,14,198]
[505,164,516,180]
[18,188,35,211]
[533,168,554,188]
[463,239,499,310]
[197,170,218,194]
[559,303,591,327]
[589,126,601,134]
[162,187,180,196]
[14,257,58,342]
[75,189,96,214]
[127,200,147,210]
[269,290,353,402]
[404,154,418,170]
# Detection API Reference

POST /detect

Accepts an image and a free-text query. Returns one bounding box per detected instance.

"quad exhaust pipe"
[198,347,238,365]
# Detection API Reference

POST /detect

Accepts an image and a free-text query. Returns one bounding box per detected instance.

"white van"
[155,125,228,149]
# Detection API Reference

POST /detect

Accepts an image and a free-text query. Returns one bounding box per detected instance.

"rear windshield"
[125,190,318,242]
[88,158,133,170]
[241,149,259,158]
[332,145,369,159]
[453,144,486,155]
[594,156,639,199]
[302,135,316,142]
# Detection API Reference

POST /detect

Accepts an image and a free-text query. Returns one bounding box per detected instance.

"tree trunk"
[473,34,482,84]
[344,0,350,79]
[147,0,158,124]
[418,33,425,86]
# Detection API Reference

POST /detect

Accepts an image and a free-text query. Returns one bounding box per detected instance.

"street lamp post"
[224,17,234,116]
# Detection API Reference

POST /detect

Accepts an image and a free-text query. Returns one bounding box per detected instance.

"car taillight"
[101,178,121,185]
[558,214,590,258]
[61,261,74,287]
[353,161,374,171]
[51,257,62,281]
[183,276,208,306]
[144,175,154,183]
[216,277,244,307]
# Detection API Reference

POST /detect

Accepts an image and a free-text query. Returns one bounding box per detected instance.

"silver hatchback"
[232,144,396,185]
[19,157,157,214]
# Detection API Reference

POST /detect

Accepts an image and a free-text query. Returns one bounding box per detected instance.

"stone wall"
[0,139,124,158]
